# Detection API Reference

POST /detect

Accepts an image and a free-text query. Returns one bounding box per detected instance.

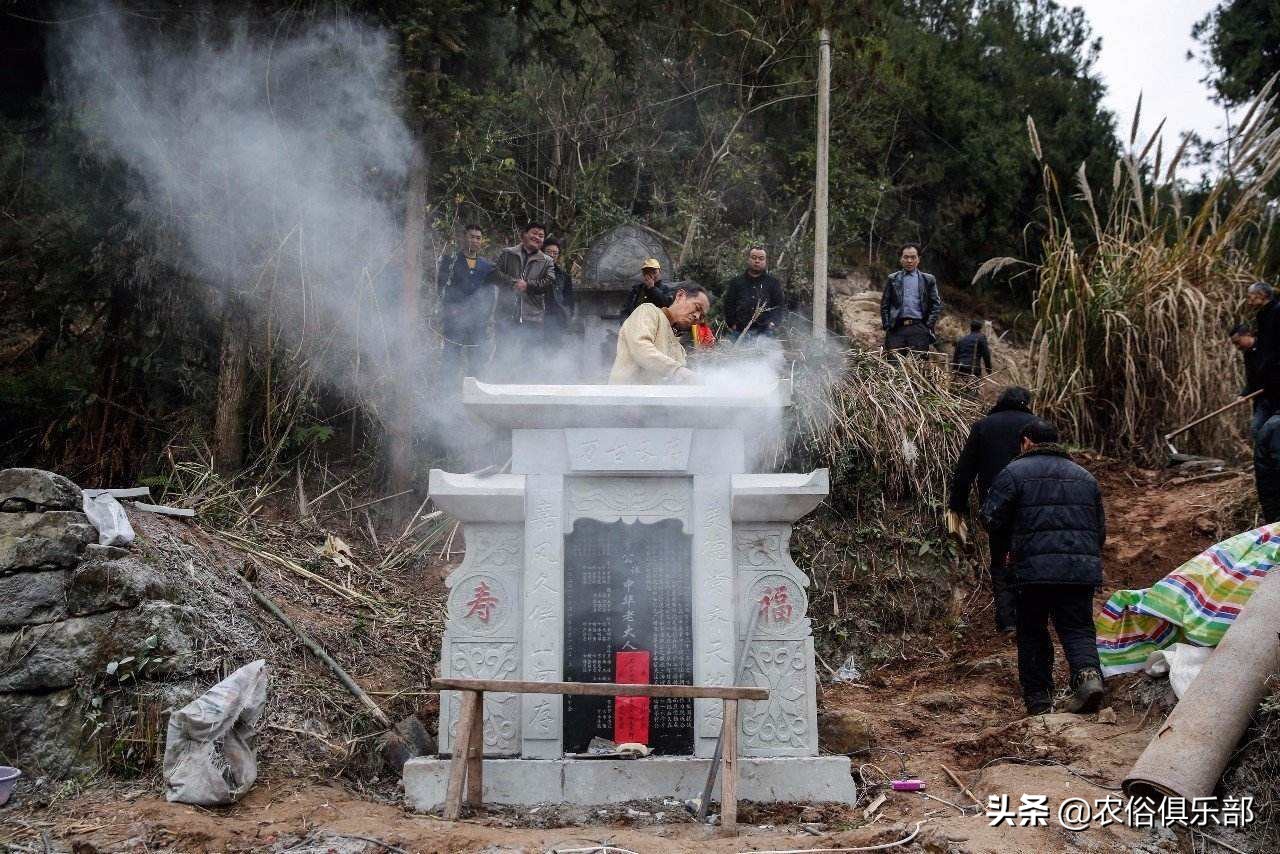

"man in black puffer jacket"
[948,386,1038,633]
[981,419,1106,716]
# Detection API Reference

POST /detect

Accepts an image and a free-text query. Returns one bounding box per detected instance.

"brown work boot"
[1064,669,1105,714]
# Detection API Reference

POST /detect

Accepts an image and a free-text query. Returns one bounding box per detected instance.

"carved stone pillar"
[432,473,526,757]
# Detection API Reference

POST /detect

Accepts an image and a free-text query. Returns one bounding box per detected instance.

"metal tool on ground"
[1163,390,1261,457]
[696,598,762,823]
[234,564,431,774]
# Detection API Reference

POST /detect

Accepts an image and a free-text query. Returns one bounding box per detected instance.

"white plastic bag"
[163,659,269,805]
[1143,643,1213,699]
[82,490,136,547]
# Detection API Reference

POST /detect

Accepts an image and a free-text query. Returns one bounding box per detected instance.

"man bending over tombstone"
[610,285,710,385]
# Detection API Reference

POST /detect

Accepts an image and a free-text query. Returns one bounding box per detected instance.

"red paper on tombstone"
[614,650,650,746]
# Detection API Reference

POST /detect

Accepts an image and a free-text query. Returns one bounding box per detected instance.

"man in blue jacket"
[880,243,942,355]
[437,223,496,388]
[982,419,1106,716]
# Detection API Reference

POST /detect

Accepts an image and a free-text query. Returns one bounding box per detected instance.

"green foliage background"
[0,0,1168,482]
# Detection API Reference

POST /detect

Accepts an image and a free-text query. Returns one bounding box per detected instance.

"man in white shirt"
[609,285,710,384]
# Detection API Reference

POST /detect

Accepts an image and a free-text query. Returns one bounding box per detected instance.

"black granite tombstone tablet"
[563,518,694,755]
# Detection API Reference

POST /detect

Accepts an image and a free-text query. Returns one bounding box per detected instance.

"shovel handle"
[1165,390,1262,442]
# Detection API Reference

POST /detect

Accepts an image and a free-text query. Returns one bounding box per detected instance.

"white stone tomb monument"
[404,379,854,809]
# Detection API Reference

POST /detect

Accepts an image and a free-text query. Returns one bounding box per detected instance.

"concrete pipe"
[1124,567,1280,801]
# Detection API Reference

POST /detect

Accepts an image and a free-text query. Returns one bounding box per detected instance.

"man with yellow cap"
[620,257,674,319]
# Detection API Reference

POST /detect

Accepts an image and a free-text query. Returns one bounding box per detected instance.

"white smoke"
[51,2,445,448]
[49,2,841,474]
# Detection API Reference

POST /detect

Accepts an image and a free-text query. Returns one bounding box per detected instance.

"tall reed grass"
[979,78,1280,463]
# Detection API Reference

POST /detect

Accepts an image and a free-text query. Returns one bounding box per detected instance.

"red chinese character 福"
[758,585,793,624]
[464,581,499,623]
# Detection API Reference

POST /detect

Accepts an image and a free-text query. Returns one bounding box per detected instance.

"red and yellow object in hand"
[691,322,716,349]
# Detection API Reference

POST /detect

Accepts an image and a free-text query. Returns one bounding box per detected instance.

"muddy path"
[0,464,1255,853]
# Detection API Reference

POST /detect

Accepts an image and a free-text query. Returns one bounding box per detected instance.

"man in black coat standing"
[982,419,1106,716]
[948,386,1038,633]
[1230,324,1267,439]
[880,243,942,355]
[1246,282,1280,438]
[952,319,993,377]
[723,245,786,338]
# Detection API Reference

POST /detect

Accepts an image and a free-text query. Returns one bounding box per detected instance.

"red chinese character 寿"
[464,581,499,623]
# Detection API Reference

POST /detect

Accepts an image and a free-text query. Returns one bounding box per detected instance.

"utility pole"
[812,27,831,337]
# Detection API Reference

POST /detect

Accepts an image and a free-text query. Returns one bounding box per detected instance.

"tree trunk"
[389,145,429,496]
[213,295,250,474]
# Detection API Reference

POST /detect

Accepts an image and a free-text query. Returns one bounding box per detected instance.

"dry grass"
[1223,686,1280,850]
[784,342,983,511]
[982,80,1280,463]
[87,443,452,784]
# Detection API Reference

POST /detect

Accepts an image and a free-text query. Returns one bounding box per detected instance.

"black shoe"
[995,597,1018,636]
[1064,669,1105,714]
[1025,695,1052,715]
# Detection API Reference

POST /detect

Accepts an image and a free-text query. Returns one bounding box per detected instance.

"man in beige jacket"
[609,285,711,384]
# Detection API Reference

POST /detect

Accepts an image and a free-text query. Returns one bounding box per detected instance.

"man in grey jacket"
[492,222,557,380]
[880,243,943,355]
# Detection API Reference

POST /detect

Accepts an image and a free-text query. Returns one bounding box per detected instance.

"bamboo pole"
[237,571,392,727]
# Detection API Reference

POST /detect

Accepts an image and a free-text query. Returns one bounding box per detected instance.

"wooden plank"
[84,487,152,499]
[721,699,738,835]
[130,501,196,517]
[431,678,767,701]
[442,691,479,820]
[466,691,484,807]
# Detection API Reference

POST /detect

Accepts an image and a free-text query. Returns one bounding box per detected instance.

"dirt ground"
[0,463,1260,854]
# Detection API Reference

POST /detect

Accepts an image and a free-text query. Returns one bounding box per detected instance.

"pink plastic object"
[890,779,926,791]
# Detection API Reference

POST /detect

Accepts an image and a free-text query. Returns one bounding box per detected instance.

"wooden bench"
[431,677,769,833]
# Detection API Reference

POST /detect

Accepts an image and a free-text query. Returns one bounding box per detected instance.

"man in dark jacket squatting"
[981,419,1106,716]
[947,386,1039,634]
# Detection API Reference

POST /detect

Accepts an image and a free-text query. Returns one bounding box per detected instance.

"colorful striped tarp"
[1096,524,1280,676]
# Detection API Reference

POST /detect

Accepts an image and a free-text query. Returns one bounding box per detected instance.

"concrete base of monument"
[404,755,856,811]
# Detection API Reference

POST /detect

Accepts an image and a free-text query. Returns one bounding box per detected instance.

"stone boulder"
[0,468,82,512]
[67,557,170,616]
[0,569,70,628]
[0,689,94,778]
[0,601,196,691]
[0,511,96,572]
[0,557,170,631]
